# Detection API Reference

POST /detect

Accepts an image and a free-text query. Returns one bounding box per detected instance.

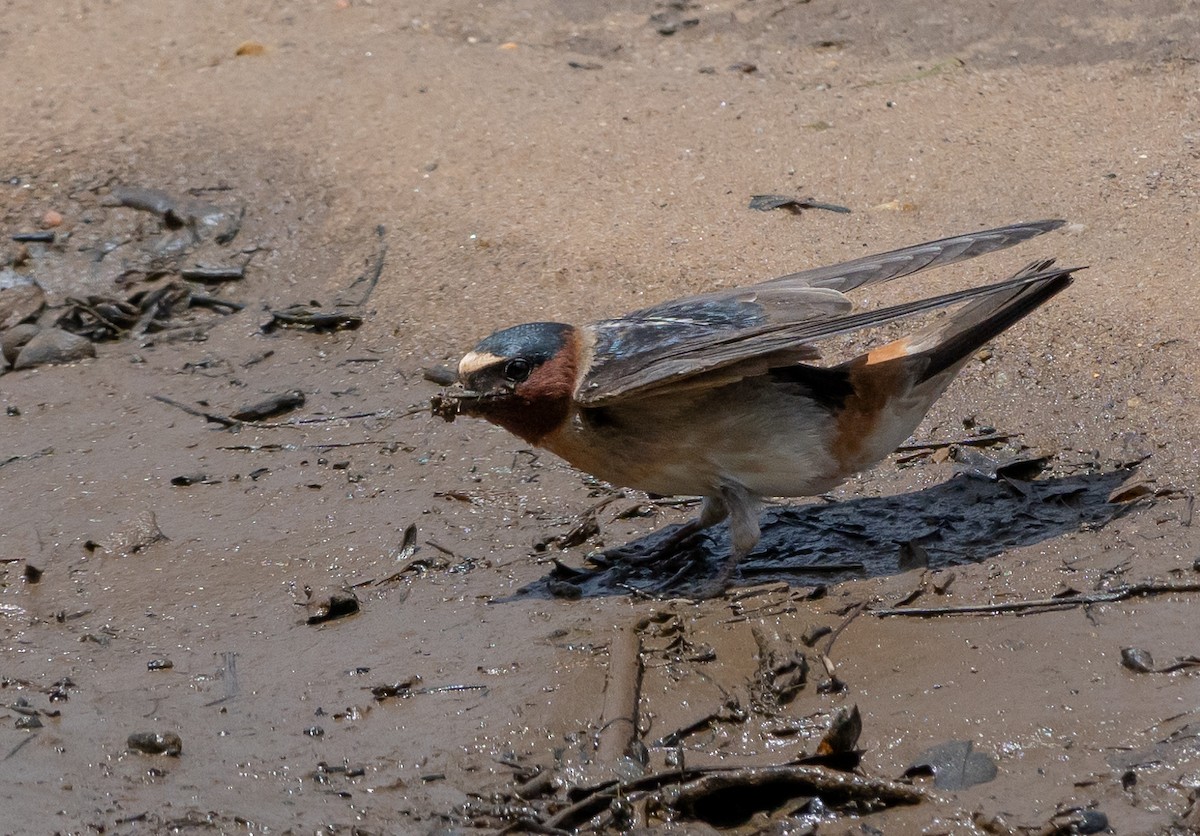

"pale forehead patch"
[458,350,504,378]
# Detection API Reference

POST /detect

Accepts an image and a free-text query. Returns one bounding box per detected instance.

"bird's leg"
[693,482,762,599]
[671,493,732,547]
[614,493,729,566]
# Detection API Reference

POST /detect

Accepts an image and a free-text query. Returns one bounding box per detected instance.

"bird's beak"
[430,384,485,423]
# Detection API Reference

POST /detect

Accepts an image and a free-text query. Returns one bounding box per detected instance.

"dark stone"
[13,327,96,369]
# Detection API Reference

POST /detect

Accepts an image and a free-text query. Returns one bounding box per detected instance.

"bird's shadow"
[512,466,1138,600]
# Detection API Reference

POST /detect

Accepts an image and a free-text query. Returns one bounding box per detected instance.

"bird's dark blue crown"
[472,322,573,364]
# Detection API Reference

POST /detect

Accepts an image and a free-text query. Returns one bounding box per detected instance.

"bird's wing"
[577,220,1068,406]
[761,219,1064,293]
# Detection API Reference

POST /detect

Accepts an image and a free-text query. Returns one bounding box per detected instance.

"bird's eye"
[503,358,532,383]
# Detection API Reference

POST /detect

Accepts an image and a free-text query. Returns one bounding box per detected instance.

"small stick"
[11,231,55,243]
[546,762,919,831]
[181,265,245,282]
[894,432,1015,453]
[4,734,36,760]
[65,296,129,337]
[335,225,388,307]
[672,763,921,807]
[655,699,745,747]
[189,292,245,312]
[597,624,643,766]
[151,394,239,428]
[821,601,865,657]
[260,409,399,427]
[0,447,54,469]
[872,580,1200,618]
[424,540,457,557]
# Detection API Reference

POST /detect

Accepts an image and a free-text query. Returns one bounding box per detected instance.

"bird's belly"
[541,385,847,498]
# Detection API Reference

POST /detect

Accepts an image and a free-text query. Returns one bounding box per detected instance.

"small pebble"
[147,658,174,671]
[1076,810,1109,834]
[1120,646,1156,673]
[11,699,37,716]
[170,473,208,487]
[128,731,183,756]
[41,210,63,228]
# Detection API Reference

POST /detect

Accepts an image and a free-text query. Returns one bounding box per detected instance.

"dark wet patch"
[905,740,998,790]
[514,466,1138,598]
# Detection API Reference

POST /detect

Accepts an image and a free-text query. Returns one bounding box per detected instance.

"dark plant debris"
[749,194,852,214]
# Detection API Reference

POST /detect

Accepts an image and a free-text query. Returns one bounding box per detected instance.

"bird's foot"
[597,524,727,596]
[680,574,734,601]
[681,555,741,601]
[602,521,710,568]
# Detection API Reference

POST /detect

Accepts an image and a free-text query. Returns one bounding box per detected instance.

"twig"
[153,397,416,431]
[189,292,245,312]
[65,295,130,338]
[895,432,1014,453]
[649,497,704,509]
[181,265,245,282]
[4,734,37,760]
[12,231,55,243]
[217,443,289,452]
[893,433,1015,465]
[0,447,54,469]
[411,683,488,696]
[872,580,1200,618]
[251,406,422,428]
[545,762,919,831]
[655,695,746,747]
[597,624,642,766]
[672,764,921,808]
[285,410,396,424]
[424,540,457,557]
[151,394,239,428]
[822,601,865,656]
[335,225,388,307]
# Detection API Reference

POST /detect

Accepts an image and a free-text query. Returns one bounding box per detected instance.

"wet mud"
[3,2,1200,834]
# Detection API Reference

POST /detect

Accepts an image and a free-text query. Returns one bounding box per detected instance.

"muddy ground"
[2,1,1200,834]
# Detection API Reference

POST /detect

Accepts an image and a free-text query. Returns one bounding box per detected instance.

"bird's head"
[432,322,580,444]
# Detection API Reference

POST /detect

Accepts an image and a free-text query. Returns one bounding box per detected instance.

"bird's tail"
[825,260,1076,474]
[898,259,1076,383]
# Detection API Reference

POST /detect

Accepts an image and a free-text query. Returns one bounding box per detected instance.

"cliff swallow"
[434,220,1078,595]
